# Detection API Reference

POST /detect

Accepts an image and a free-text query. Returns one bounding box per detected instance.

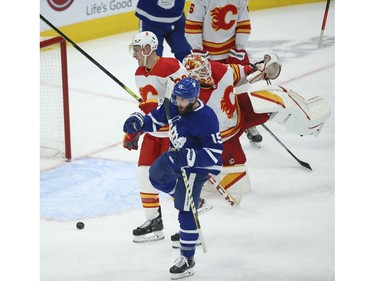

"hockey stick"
[164,78,208,253]
[40,14,142,103]
[318,0,331,48]
[261,124,312,170]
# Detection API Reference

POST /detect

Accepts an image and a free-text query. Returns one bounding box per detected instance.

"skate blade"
[133,231,165,243]
[197,204,213,215]
[250,141,261,148]
[170,269,195,280]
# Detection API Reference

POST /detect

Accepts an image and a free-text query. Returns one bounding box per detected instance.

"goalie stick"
[40,14,143,103]
[164,78,208,253]
[261,124,312,170]
[207,174,238,207]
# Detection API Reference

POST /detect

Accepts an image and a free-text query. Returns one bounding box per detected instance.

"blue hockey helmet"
[172,77,200,101]
[171,77,200,114]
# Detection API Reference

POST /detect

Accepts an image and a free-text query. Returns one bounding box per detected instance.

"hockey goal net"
[40,36,71,161]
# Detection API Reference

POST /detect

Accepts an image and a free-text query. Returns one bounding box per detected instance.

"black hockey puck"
[76,222,85,229]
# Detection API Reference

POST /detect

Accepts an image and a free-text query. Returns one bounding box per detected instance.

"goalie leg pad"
[248,85,331,137]
[204,165,251,206]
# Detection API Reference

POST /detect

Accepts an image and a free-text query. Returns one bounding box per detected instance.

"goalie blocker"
[248,83,331,137]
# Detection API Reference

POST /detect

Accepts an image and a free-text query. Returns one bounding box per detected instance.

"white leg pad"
[203,165,250,205]
[248,84,331,137]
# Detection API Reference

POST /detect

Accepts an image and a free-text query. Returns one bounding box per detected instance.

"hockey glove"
[167,148,196,168]
[226,48,250,65]
[190,49,210,59]
[138,99,159,114]
[122,132,142,151]
[123,112,144,134]
[247,53,282,83]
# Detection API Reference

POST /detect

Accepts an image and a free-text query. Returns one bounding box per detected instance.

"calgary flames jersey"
[135,57,188,137]
[199,60,252,141]
[185,0,251,61]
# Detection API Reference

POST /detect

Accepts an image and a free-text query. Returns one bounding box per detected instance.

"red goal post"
[40,36,71,161]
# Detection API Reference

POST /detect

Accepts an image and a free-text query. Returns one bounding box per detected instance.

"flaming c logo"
[220,86,236,118]
[211,5,238,31]
[139,85,158,101]
[47,0,74,11]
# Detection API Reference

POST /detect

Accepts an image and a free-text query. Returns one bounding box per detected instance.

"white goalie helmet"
[131,31,158,51]
[182,54,214,86]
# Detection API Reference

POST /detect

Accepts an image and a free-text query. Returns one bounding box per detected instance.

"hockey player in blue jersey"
[123,77,223,279]
[135,0,192,62]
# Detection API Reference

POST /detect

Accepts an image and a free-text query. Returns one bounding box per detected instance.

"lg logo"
[47,0,74,11]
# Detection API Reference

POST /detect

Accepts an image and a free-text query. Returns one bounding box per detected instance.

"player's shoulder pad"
[154,57,183,77]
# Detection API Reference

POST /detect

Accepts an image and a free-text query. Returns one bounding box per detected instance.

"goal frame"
[40,36,71,161]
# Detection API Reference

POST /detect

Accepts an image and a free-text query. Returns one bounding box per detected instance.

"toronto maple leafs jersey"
[141,99,223,175]
[185,0,251,61]
[136,0,186,25]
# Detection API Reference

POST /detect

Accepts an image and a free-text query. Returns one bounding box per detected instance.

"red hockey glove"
[226,48,250,65]
[190,49,210,59]
[122,132,142,151]
[138,99,158,114]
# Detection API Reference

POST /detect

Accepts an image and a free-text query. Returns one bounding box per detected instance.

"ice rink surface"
[9,1,375,281]
[39,3,336,281]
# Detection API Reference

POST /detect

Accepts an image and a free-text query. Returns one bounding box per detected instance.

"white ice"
[38,3,337,281]
[10,2,342,281]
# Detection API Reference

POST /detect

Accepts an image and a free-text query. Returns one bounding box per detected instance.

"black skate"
[170,232,202,249]
[133,207,164,243]
[245,126,262,148]
[170,255,195,280]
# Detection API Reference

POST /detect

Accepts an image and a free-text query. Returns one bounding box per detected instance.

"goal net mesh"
[40,36,71,161]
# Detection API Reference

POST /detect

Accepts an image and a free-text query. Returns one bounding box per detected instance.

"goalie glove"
[226,48,250,65]
[247,53,282,84]
[123,112,144,134]
[122,132,142,151]
[190,49,210,59]
[138,99,159,114]
[167,148,196,168]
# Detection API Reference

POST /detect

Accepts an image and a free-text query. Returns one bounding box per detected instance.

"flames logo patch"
[220,86,236,118]
[139,85,158,101]
[210,5,238,31]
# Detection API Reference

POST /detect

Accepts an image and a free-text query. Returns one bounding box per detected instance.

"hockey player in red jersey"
[123,31,188,243]
[185,0,263,145]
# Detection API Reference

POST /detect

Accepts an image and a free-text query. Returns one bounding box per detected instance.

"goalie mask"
[183,54,214,86]
[172,77,200,115]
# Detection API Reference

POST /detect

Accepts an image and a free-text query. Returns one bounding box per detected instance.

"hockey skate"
[170,255,195,280]
[245,126,262,148]
[197,197,213,215]
[133,207,165,243]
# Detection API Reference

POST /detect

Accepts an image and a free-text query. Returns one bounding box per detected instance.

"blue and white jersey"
[141,99,223,175]
[136,0,186,25]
